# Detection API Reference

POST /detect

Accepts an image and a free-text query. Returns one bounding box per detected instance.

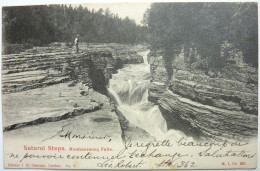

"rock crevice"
[2,43,144,133]
[2,43,144,94]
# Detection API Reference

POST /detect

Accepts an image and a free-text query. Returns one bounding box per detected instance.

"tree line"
[3,4,147,48]
[144,3,258,77]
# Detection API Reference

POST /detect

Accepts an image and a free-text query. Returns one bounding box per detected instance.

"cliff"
[2,43,144,133]
[2,43,143,94]
[148,51,258,141]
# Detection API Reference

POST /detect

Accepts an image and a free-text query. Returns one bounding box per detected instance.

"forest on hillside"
[3,2,258,71]
[2,4,147,54]
[144,2,258,77]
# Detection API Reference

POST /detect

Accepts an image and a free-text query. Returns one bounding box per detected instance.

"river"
[108,50,189,141]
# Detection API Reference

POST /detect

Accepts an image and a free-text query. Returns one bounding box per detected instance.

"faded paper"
[2,1,258,170]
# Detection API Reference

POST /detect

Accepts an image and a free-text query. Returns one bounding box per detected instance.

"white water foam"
[108,50,191,141]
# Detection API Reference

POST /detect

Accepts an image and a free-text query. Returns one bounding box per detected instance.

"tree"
[146,2,258,78]
[3,4,148,52]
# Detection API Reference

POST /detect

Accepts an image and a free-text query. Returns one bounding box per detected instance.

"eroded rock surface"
[2,83,103,129]
[2,43,144,94]
[3,87,123,143]
[148,51,258,141]
[2,43,146,143]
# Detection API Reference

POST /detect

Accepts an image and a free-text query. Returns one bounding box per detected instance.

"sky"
[1,0,152,25]
[74,3,151,25]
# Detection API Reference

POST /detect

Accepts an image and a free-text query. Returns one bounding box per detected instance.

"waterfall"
[108,50,189,140]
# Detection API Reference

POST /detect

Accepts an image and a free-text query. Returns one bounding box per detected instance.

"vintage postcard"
[1,1,258,170]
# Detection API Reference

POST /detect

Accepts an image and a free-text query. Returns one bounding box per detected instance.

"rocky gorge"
[2,42,258,143]
[148,50,258,141]
[2,43,150,143]
[2,43,144,95]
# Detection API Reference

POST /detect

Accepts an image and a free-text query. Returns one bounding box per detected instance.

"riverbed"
[108,51,189,141]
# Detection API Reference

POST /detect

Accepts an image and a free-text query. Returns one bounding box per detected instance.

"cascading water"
[108,51,189,140]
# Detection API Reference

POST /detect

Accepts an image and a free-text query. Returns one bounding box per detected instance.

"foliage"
[3,5,147,49]
[145,3,258,77]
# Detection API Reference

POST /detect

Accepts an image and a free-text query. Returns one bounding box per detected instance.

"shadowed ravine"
[108,51,189,141]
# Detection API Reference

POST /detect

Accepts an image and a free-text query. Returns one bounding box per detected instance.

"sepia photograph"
[1,0,258,170]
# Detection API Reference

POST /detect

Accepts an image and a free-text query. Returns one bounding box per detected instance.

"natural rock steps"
[3,103,103,132]
[2,51,85,94]
[148,53,258,141]
[170,78,257,115]
[2,82,103,128]
[2,53,84,73]
[3,76,70,94]
[2,43,146,137]
[4,95,123,145]
[150,84,257,141]
[2,43,144,95]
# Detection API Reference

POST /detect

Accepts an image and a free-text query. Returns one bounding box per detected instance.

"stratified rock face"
[3,82,123,143]
[148,51,258,141]
[2,83,103,130]
[2,43,145,135]
[84,44,145,94]
[2,43,144,94]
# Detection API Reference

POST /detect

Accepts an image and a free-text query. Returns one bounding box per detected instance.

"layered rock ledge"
[2,43,145,142]
[2,43,144,94]
[148,51,258,141]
